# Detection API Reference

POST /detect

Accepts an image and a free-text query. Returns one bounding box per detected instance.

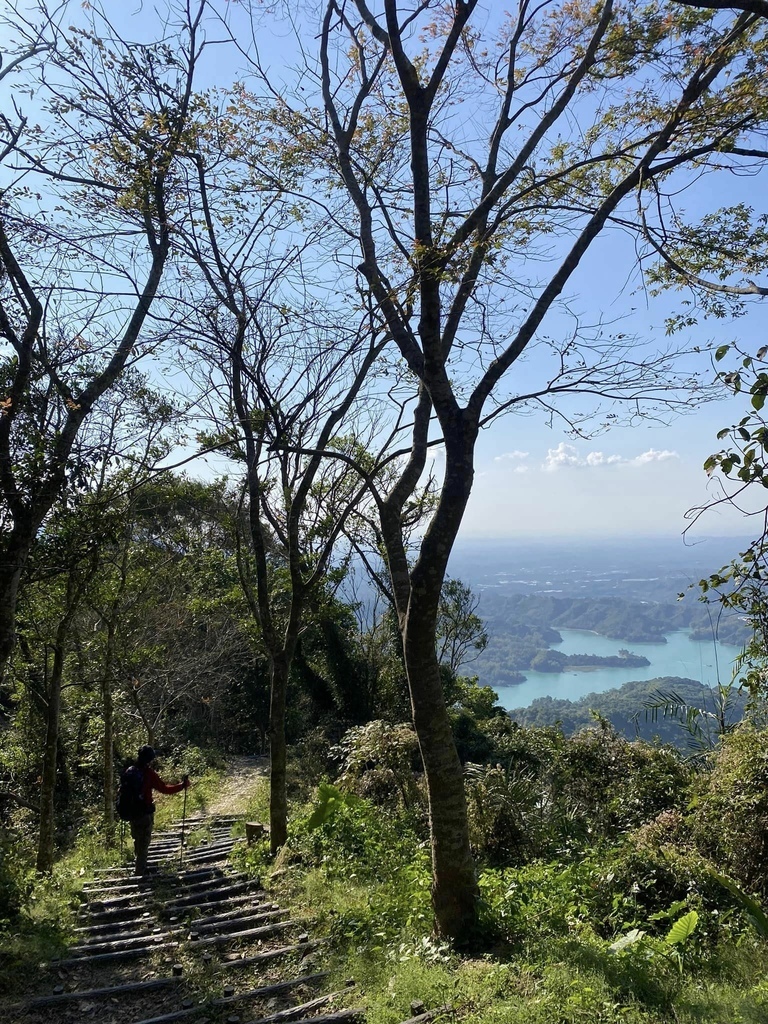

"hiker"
[120,745,191,875]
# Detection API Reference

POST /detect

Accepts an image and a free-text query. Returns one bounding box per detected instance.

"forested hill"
[507,677,748,746]
[470,592,748,688]
[478,592,749,645]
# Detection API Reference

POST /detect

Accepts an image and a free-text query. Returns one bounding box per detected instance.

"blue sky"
[3,1,766,542]
[460,228,767,538]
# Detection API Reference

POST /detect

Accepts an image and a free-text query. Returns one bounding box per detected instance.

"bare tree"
[174,115,391,848]
[437,579,488,677]
[0,0,210,681]
[302,0,768,940]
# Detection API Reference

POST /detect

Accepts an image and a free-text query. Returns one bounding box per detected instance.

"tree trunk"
[268,652,289,853]
[404,601,479,942]
[102,622,116,828]
[381,417,480,941]
[36,634,67,873]
[35,565,90,872]
[0,551,29,687]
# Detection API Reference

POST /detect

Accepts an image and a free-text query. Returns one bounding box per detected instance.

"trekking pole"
[179,779,188,870]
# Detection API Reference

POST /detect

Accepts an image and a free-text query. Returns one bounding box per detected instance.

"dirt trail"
[205,754,268,817]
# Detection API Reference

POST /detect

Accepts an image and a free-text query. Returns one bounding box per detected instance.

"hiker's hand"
[182,774,191,789]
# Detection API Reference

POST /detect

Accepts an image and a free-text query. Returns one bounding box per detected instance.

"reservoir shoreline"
[491,628,740,710]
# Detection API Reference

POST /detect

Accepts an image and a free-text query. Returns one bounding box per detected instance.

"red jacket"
[141,766,185,809]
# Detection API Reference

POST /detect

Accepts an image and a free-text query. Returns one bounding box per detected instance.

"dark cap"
[137,745,156,766]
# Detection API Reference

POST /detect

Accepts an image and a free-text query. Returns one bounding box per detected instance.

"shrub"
[288,727,336,799]
[466,761,568,866]
[332,721,425,813]
[278,793,432,948]
[691,725,768,896]
[162,744,223,779]
[465,723,689,866]
[558,723,691,836]
[0,827,34,922]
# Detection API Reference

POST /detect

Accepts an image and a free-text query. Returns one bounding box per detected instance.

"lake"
[493,628,741,709]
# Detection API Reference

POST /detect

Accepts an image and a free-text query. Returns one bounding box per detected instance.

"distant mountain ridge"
[447,535,753,604]
[479,592,748,646]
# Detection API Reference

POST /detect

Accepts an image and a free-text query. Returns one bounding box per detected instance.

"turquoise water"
[494,629,740,710]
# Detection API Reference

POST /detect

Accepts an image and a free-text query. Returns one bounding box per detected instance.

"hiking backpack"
[116,765,147,821]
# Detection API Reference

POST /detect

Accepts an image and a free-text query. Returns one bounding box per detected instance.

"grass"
[0,853,80,998]
[225,786,768,1024]
[4,764,768,1022]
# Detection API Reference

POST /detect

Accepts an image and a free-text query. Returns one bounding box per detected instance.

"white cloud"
[494,450,529,462]
[543,443,583,471]
[631,448,678,465]
[514,464,529,474]
[543,443,679,472]
[585,451,624,467]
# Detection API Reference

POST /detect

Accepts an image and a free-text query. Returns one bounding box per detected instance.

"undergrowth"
[232,779,768,1024]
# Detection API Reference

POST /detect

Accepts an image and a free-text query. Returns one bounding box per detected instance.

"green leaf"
[649,900,688,921]
[752,393,765,411]
[706,867,768,939]
[715,344,730,361]
[610,928,645,953]
[665,910,698,945]
[307,802,332,830]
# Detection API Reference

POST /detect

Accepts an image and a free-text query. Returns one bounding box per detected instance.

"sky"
[3,1,767,543]
[460,238,767,539]
[192,2,768,542]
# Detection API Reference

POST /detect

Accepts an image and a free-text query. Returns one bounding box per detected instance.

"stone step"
[239,989,362,1024]
[84,865,221,893]
[218,940,321,972]
[79,904,155,926]
[189,908,286,937]
[169,837,241,857]
[184,900,277,929]
[74,910,155,934]
[162,892,256,921]
[79,925,155,945]
[55,939,179,968]
[163,878,262,910]
[68,930,172,957]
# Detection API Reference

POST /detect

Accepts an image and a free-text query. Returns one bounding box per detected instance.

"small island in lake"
[528,648,650,674]
[496,669,528,685]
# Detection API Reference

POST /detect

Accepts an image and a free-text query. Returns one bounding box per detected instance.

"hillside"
[478,592,749,645]
[507,676,747,746]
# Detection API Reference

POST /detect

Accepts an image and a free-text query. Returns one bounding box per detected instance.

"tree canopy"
[2,0,768,942]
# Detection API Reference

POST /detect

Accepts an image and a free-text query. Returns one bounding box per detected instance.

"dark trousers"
[130,812,154,874]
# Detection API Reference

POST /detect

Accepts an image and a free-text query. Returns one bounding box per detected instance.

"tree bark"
[0,526,37,686]
[36,560,92,872]
[401,423,480,940]
[268,652,290,853]
[403,609,478,940]
[102,621,116,828]
[36,624,68,872]
[0,563,24,685]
